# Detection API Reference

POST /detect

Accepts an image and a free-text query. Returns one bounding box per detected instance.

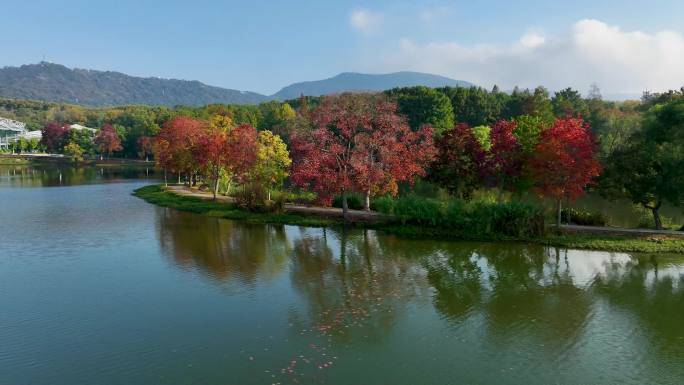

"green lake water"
[1,165,684,385]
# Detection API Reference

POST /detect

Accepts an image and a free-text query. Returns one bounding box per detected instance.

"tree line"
[2,85,683,229]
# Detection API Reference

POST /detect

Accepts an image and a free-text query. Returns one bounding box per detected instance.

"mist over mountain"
[0,63,474,106]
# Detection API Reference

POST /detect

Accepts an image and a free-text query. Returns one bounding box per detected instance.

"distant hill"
[0,62,269,107]
[272,71,473,100]
[0,63,474,107]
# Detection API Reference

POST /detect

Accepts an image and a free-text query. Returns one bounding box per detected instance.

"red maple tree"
[41,122,69,153]
[194,124,258,199]
[291,94,435,216]
[155,116,207,183]
[486,119,524,194]
[137,136,154,161]
[530,117,601,226]
[94,123,123,159]
[431,123,486,199]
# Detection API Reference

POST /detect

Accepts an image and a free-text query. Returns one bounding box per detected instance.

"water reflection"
[156,208,290,284]
[288,227,430,339]
[0,164,156,187]
[153,208,684,383]
[596,255,684,355]
[5,165,684,385]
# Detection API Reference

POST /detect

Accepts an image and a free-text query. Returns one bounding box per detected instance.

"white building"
[68,124,97,133]
[0,117,27,150]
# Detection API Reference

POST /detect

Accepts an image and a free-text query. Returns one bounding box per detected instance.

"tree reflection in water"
[280,227,430,381]
[595,254,684,360]
[156,208,291,285]
[154,211,684,383]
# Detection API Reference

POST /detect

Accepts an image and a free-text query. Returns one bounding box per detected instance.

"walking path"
[166,185,684,235]
[558,224,684,238]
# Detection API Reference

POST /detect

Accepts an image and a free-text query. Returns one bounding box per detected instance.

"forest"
[2,84,684,231]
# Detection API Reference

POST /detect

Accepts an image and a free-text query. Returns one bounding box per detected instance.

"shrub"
[378,194,545,237]
[370,195,396,214]
[561,208,607,226]
[234,182,268,211]
[393,195,443,226]
[468,201,545,237]
[444,200,467,228]
[332,193,364,210]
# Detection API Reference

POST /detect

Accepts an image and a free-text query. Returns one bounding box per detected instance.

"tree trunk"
[364,189,371,211]
[556,199,562,228]
[652,207,663,230]
[212,172,219,200]
[178,172,181,184]
[267,190,272,201]
[163,168,168,187]
[341,191,349,221]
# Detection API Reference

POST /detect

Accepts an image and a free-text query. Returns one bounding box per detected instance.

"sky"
[3,0,684,97]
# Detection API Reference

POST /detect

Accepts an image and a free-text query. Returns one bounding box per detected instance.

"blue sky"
[4,0,684,95]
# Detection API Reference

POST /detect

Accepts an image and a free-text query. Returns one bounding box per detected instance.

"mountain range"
[0,62,473,107]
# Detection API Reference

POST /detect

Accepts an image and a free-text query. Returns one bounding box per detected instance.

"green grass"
[0,157,30,165]
[538,234,684,253]
[134,184,684,254]
[133,184,339,228]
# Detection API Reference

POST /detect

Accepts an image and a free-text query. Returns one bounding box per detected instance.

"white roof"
[0,117,27,133]
[21,131,43,140]
[69,124,96,132]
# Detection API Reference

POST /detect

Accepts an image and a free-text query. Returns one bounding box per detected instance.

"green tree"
[63,141,85,162]
[504,86,554,125]
[258,102,296,130]
[441,86,506,126]
[386,86,454,134]
[513,115,545,154]
[67,129,95,156]
[17,137,29,153]
[29,138,41,153]
[254,130,292,201]
[552,88,587,118]
[471,125,492,150]
[600,99,684,229]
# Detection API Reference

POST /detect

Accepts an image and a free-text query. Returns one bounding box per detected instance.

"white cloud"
[418,5,454,23]
[378,19,684,95]
[350,9,382,34]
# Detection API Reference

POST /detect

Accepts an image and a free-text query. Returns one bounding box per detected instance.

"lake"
[2,165,684,385]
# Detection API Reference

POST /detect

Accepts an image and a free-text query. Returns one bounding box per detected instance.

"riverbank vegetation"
[134,185,684,253]
[3,85,684,231]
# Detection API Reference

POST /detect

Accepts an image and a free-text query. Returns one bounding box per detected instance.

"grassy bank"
[134,184,684,254]
[133,184,339,228]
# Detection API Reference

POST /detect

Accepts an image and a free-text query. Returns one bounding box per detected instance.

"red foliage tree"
[155,116,207,183]
[137,136,154,161]
[530,117,601,226]
[486,119,524,194]
[291,94,436,216]
[94,123,123,159]
[431,123,486,199]
[152,138,172,186]
[194,124,258,199]
[41,122,69,153]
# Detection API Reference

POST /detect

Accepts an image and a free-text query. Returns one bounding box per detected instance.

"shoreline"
[0,154,157,168]
[133,184,684,254]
